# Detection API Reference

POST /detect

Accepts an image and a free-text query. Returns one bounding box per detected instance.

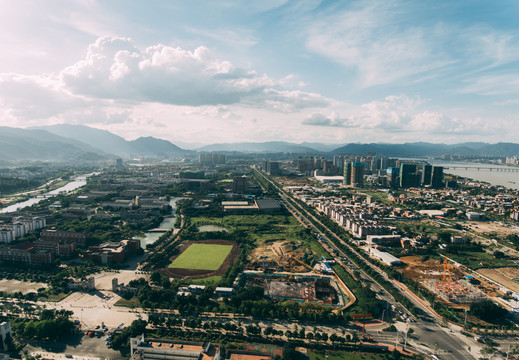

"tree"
[470,300,507,322]
[150,271,162,284]
[283,343,298,360]
[494,250,505,259]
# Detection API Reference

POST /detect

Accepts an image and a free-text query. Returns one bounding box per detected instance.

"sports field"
[168,243,233,270]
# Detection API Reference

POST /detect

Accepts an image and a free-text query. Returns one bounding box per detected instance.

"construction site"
[423,279,487,304]
[238,272,345,306]
[241,238,355,308]
[400,256,489,305]
[248,239,331,274]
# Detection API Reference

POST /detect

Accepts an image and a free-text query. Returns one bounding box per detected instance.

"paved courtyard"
[92,270,149,291]
[49,291,147,330]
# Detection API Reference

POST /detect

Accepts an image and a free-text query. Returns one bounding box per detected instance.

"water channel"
[0,174,93,213]
[136,197,183,247]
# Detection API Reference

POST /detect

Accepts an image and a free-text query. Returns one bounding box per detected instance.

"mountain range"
[1,124,519,161]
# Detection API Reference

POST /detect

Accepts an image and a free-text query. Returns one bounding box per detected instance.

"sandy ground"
[0,279,47,294]
[478,267,519,293]
[48,291,147,330]
[92,270,149,290]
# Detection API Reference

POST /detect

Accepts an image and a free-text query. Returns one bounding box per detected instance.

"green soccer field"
[168,243,233,270]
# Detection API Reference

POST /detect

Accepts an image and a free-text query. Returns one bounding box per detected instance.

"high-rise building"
[380,157,389,170]
[399,163,419,188]
[431,166,444,188]
[269,161,280,175]
[199,154,226,164]
[232,177,249,193]
[334,155,345,170]
[421,164,433,186]
[351,162,364,187]
[314,157,323,170]
[343,161,352,185]
[386,167,399,188]
[323,160,336,175]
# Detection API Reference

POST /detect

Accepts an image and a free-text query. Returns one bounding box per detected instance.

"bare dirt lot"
[478,267,519,293]
[399,256,464,280]
[466,221,519,237]
[249,239,312,272]
[276,176,318,186]
[161,239,239,279]
[0,279,47,294]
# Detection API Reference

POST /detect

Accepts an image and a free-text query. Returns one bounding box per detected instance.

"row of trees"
[11,309,75,341]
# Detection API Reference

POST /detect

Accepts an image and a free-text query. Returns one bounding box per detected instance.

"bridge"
[444,166,519,172]
[35,194,55,199]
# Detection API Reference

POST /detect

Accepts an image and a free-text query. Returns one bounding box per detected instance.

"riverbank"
[0,174,95,213]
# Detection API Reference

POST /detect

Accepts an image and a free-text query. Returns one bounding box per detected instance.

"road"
[255,168,477,359]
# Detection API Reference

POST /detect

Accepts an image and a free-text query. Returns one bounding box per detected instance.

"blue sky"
[1,0,518,146]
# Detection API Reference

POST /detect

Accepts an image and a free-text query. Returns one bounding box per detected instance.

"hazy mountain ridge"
[330,142,519,157]
[32,125,191,158]
[197,141,321,154]
[4,125,519,161]
[0,127,109,161]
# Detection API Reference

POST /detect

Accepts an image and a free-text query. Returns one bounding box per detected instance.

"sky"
[1,0,519,147]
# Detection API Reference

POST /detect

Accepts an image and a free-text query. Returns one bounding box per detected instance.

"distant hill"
[0,127,108,161]
[331,143,466,157]
[330,142,519,157]
[197,141,321,154]
[33,124,190,158]
[33,124,133,155]
[6,125,519,161]
[129,137,188,156]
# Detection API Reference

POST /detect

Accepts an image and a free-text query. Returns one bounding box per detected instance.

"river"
[0,174,94,213]
[436,161,519,190]
[137,197,184,247]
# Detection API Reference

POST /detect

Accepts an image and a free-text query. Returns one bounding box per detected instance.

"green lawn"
[39,292,69,302]
[447,250,515,268]
[114,296,141,307]
[190,214,306,245]
[169,243,232,270]
[190,276,223,286]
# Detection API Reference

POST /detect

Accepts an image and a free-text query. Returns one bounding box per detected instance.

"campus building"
[130,334,221,360]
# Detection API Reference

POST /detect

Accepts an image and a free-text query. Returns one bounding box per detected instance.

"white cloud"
[0,73,85,120]
[460,74,519,96]
[302,112,348,127]
[302,95,483,135]
[0,36,334,133]
[304,1,519,90]
[60,37,329,109]
[305,2,452,87]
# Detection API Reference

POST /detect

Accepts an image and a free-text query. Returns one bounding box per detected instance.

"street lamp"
[403,319,410,351]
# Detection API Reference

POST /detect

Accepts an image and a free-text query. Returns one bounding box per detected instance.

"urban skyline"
[1,1,519,146]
